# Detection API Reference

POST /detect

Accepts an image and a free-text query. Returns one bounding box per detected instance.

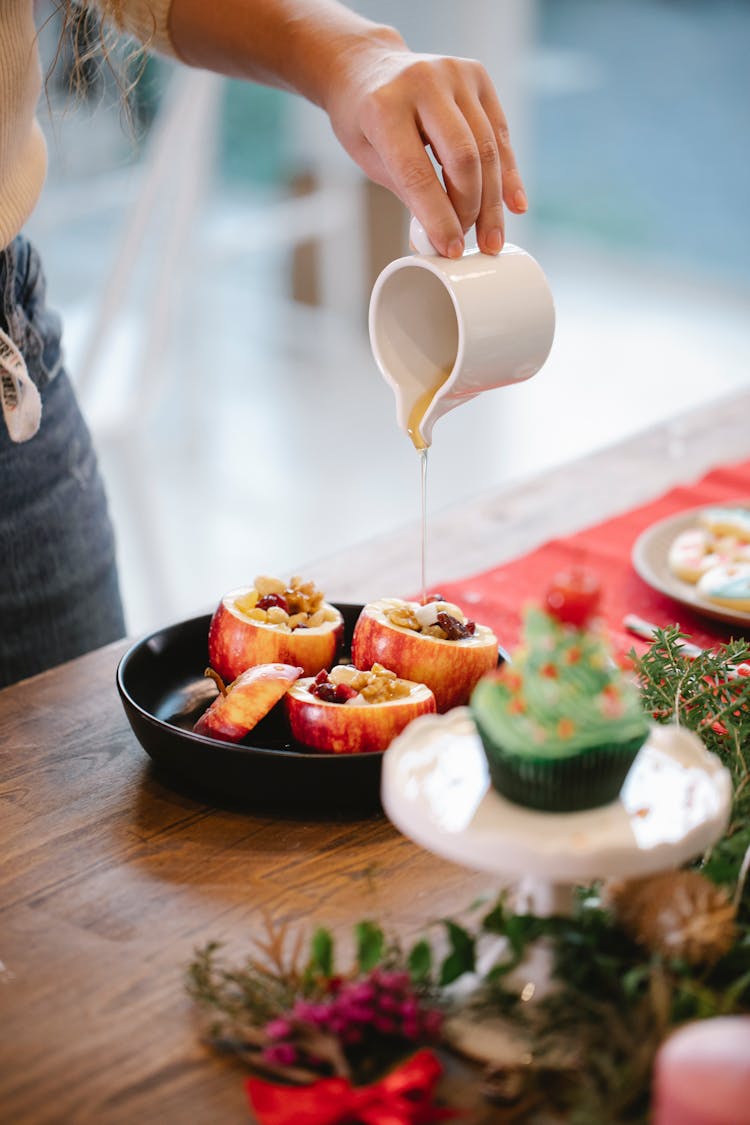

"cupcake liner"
[475,725,646,812]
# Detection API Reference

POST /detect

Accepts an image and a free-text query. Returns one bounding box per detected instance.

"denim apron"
[0,235,125,686]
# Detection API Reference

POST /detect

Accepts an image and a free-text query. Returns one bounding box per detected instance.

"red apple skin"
[351,600,498,713]
[285,678,436,754]
[208,589,344,682]
[193,663,303,743]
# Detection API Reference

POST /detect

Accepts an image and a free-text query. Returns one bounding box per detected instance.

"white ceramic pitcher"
[368,218,556,448]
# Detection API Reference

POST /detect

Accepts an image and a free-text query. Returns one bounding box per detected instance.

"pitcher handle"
[408,216,439,256]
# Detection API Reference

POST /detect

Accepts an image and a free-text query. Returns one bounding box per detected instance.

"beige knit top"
[0,0,174,250]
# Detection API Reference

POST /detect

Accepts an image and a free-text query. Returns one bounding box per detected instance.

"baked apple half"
[351,597,498,713]
[285,663,436,754]
[193,662,303,743]
[208,575,344,682]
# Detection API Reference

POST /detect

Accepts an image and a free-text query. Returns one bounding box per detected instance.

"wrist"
[291,18,408,111]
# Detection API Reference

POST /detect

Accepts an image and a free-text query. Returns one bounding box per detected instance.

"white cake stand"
[381,709,733,918]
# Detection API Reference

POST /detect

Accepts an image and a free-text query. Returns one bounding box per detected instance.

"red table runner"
[431,456,750,659]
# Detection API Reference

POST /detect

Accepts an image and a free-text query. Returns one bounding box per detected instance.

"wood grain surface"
[2,387,749,1123]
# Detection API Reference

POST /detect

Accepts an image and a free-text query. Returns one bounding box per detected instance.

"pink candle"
[653,1017,750,1125]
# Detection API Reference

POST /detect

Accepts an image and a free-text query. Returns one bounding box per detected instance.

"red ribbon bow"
[246,1049,457,1125]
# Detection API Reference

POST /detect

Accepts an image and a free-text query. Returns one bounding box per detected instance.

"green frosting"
[470,607,650,760]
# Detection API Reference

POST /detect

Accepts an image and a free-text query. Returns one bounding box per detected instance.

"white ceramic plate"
[631,505,750,629]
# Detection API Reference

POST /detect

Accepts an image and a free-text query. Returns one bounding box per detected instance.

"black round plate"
[116,603,384,814]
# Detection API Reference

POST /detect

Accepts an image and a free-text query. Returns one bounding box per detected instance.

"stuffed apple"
[193,662,303,743]
[208,574,344,682]
[285,663,436,754]
[351,597,498,713]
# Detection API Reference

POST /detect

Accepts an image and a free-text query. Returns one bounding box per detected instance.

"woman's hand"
[323,36,527,258]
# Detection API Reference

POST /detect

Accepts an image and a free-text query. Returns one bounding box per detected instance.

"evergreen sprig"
[632,625,750,916]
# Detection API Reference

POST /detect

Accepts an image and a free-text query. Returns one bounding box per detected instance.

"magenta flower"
[262,1042,298,1067]
[264,1017,293,1041]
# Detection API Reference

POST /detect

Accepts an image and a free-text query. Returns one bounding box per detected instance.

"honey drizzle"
[407,390,431,450]
[419,447,428,605]
[405,369,450,602]
[406,369,451,451]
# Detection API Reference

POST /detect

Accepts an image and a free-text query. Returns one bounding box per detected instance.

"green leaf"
[468,895,489,911]
[354,920,385,972]
[481,903,508,934]
[439,921,476,986]
[702,826,750,889]
[485,956,521,981]
[504,913,530,957]
[407,939,433,983]
[621,965,651,998]
[722,968,750,1010]
[309,927,334,978]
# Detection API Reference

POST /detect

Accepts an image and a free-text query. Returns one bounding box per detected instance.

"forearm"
[167,0,407,111]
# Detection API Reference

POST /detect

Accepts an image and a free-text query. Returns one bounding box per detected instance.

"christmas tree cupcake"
[470,570,650,812]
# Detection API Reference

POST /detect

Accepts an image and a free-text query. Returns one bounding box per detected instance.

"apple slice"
[351,597,498,713]
[193,662,303,743]
[208,575,344,682]
[285,664,436,754]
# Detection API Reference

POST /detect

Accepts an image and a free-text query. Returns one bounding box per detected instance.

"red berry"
[257,592,289,612]
[545,567,602,627]
[312,680,338,702]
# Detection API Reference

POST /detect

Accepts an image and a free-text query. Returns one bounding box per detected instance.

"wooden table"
[2,388,750,1123]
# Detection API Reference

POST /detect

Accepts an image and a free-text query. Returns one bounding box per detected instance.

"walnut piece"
[329,663,412,704]
[235,576,332,629]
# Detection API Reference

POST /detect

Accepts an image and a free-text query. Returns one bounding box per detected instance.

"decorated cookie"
[668,528,724,585]
[698,506,750,542]
[696,563,750,613]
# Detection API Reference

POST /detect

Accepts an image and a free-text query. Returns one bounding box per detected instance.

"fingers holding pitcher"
[414,57,526,256]
[438,96,506,255]
[352,52,527,259]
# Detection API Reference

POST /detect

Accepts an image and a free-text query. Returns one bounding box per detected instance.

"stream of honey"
[419,448,428,604]
[406,370,451,603]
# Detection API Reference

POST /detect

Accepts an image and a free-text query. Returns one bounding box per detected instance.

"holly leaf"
[355,920,385,972]
[481,902,507,934]
[408,939,433,983]
[308,927,334,978]
[439,921,476,985]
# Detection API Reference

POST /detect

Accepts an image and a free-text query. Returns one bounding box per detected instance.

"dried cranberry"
[334,682,358,703]
[436,612,473,640]
[257,592,289,612]
[314,669,329,684]
[311,681,338,703]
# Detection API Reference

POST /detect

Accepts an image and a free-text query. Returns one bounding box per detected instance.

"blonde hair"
[46,2,151,111]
